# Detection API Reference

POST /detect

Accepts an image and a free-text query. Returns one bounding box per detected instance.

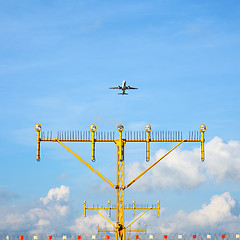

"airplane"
[109,80,138,95]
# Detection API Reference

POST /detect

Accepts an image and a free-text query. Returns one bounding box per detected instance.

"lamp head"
[117,124,124,132]
[199,124,207,132]
[89,124,97,132]
[35,124,42,132]
[145,124,152,132]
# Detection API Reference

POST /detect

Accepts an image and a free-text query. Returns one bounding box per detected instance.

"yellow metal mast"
[35,123,207,240]
[116,124,126,240]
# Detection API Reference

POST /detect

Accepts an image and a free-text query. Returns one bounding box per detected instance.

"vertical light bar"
[97,225,99,235]
[108,200,111,217]
[92,131,95,161]
[117,124,124,161]
[37,131,40,160]
[83,200,87,217]
[157,200,160,217]
[35,124,42,161]
[145,125,152,162]
[90,124,97,162]
[132,200,136,217]
[199,124,207,162]
[146,131,150,161]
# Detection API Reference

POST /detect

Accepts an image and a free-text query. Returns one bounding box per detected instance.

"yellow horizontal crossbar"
[40,138,201,142]
[86,207,158,210]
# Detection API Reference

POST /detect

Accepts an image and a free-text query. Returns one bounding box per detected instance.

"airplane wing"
[109,86,122,89]
[126,86,138,89]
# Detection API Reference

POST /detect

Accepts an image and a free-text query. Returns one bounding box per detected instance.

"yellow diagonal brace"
[93,209,116,228]
[57,140,115,189]
[125,140,184,188]
[125,208,151,230]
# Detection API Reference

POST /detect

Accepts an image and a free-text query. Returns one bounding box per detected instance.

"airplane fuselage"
[109,80,137,95]
[121,81,127,94]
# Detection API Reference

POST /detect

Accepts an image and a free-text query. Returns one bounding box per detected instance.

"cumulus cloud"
[126,146,206,191]
[40,185,69,205]
[69,210,113,234]
[205,137,240,182]
[146,192,240,233]
[1,186,240,234]
[0,185,70,233]
[126,137,240,191]
[69,192,240,235]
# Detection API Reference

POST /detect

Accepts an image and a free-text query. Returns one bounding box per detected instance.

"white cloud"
[36,219,50,226]
[126,146,206,191]
[205,137,240,182]
[187,192,235,228]
[1,186,240,234]
[40,185,70,205]
[0,185,70,233]
[68,210,113,234]
[126,137,240,191]
[146,192,240,233]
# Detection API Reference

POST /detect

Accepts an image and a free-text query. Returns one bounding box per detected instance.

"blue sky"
[0,0,240,235]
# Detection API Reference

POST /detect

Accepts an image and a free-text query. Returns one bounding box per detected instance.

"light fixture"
[89,124,97,132]
[199,124,207,132]
[117,124,124,132]
[145,124,152,132]
[35,124,42,131]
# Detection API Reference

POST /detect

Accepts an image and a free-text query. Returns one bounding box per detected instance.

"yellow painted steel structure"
[35,123,207,240]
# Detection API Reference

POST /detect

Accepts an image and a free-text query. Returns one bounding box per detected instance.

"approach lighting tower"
[35,123,207,240]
